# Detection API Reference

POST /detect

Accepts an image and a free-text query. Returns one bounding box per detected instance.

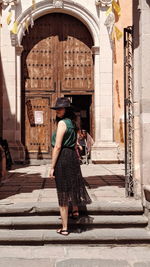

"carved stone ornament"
[1,0,20,5]
[104,12,115,27]
[53,0,64,8]
[91,46,100,55]
[16,45,24,55]
[95,0,112,6]
[10,32,19,47]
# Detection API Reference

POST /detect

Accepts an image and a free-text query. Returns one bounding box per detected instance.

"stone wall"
[113,0,132,147]
[0,4,2,138]
[139,0,150,202]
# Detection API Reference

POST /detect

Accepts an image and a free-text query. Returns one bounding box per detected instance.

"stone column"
[1,5,25,162]
[91,2,119,163]
[139,0,150,204]
[133,0,142,199]
[92,46,100,142]
[1,15,16,142]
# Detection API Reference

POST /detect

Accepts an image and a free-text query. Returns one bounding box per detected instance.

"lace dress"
[52,119,92,207]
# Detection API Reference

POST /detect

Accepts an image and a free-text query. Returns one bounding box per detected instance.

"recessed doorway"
[65,95,93,138]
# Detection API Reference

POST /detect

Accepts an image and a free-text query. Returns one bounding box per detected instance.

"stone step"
[0,228,149,245]
[0,200,144,216]
[0,215,148,229]
[0,214,148,229]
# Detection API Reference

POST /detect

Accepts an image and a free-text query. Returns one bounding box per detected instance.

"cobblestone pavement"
[0,245,149,267]
[0,163,125,204]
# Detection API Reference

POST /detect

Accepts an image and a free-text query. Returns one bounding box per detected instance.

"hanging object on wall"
[6,10,12,24]
[104,10,115,44]
[106,5,112,16]
[116,80,121,108]
[6,7,18,34]
[112,0,121,16]
[32,0,36,10]
[115,25,123,41]
[30,14,34,28]
[11,20,18,34]
[104,12,115,30]
[21,23,25,36]
[105,0,122,41]
[25,18,29,33]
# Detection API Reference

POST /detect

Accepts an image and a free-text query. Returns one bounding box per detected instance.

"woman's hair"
[56,108,77,130]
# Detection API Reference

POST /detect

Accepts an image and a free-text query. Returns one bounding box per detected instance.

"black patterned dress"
[51,119,92,206]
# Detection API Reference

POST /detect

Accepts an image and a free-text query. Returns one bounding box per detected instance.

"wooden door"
[59,14,94,92]
[21,13,94,158]
[25,97,50,154]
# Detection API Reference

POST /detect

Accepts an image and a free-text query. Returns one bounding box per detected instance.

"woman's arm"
[50,120,66,178]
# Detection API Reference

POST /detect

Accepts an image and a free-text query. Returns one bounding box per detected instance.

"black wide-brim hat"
[51,97,74,110]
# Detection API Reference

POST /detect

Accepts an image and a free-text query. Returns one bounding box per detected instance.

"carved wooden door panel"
[59,14,94,92]
[25,97,50,154]
[22,14,59,92]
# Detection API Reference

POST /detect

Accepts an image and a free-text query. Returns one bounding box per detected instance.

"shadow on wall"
[0,50,22,164]
[133,0,141,50]
[146,0,150,7]
[0,54,3,138]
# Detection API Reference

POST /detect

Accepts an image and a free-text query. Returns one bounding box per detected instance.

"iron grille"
[124,26,135,197]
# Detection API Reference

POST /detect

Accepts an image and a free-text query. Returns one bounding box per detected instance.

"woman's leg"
[59,206,68,230]
[72,205,79,216]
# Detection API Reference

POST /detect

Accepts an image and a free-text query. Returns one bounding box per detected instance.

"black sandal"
[56,229,69,236]
[69,210,79,220]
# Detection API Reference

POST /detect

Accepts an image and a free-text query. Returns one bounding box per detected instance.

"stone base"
[143,185,150,229]
[8,141,26,163]
[91,142,124,163]
[0,145,7,183]
[144,185,150,202]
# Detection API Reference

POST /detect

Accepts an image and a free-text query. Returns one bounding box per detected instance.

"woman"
[49,97,91,236]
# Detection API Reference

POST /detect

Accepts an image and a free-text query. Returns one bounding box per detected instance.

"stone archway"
[21,12,94,159]
[14,1,101,162]
[5,0,117,163]
[17,1,99,46]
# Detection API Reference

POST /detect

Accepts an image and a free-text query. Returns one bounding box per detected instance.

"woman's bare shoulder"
[57,120,67,128]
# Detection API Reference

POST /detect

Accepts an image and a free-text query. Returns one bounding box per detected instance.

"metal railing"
[124,26,135,197]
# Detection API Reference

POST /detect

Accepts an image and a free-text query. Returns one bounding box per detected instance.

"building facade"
[0,0,132,164]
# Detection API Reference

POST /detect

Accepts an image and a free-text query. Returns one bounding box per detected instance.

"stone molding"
[1,0,19,6]
[95,0,112,6]
[16,45,23,55]
[92,46,100,55]
[17,0,99,46]
[53,0,64,8]
[10,32,19,47]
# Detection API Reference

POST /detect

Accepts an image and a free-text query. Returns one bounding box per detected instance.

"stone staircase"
[0,200,149,245]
